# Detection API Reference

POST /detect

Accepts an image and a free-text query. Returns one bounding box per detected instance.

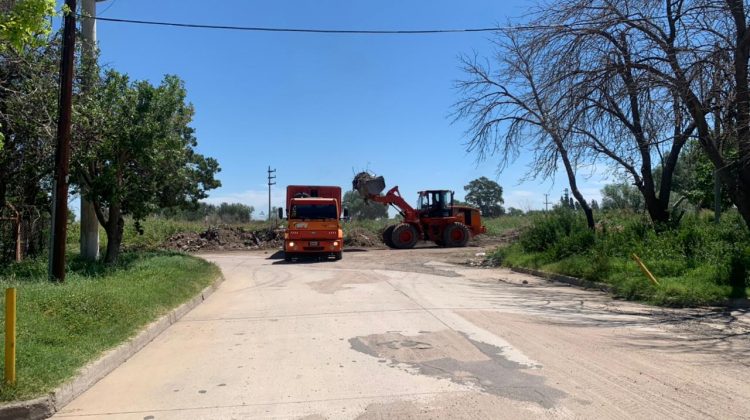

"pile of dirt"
[344,227,380,248]
[352,171,386,196]
[165,226,283,252]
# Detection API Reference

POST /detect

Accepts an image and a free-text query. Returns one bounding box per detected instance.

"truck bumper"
[285,239,342,253]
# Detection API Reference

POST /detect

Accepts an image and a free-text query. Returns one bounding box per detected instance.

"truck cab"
[281,185,346,261]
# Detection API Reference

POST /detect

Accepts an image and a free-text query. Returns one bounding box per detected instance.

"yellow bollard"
[631,254,660,286]
[5,288,16,385]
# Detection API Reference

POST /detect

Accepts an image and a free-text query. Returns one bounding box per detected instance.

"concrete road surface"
[55,247,750,419]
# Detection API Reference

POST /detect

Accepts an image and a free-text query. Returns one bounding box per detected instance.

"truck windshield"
[291,204,338,220]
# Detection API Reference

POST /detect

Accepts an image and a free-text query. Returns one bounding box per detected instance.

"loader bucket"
[353,172,386,197]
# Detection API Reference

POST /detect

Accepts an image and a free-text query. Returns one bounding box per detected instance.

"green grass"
[66,214,522,254]
[67,217,277,252]
[483,215,531,236]
[0,252,219,401]
[490,210,750,307]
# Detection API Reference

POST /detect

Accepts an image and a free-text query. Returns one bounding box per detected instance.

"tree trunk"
[722,0,750,229]
[559,144,595,229]
[640,184,670,226]
[103,205,124,265]
[728,171,750,229]
[0,176,6,211]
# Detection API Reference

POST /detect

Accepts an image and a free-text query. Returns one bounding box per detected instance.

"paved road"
[56,248,750,419]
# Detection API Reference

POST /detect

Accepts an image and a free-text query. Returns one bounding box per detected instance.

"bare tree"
[529,1,697,225]
[454,31,596,229]
[457,0,750,229]
[587,0,750,228]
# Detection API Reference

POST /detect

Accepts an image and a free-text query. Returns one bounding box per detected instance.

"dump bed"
[286,185,342,217]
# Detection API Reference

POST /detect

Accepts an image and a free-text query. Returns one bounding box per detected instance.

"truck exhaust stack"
[353,172,386,197]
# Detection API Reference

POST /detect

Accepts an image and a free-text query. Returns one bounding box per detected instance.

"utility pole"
[49,0,77,281]
[543,193,551,212]
[267,166,276,221]
[79,0,105,261]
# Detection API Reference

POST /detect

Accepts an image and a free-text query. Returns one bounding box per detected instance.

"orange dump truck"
[279,185,347,261]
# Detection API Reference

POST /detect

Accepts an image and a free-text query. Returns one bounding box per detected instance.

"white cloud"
[509,190,534,197]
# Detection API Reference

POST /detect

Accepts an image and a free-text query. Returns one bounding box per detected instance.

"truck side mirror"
[343,207,350,221]
[277,207,284,220]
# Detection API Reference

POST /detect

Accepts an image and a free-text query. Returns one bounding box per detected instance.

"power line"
[88,16,501,34]
[83,14,688,35]
[98,0,118,16]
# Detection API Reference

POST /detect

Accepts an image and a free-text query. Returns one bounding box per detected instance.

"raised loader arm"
[352,172,419,222]
[367,186,419,221]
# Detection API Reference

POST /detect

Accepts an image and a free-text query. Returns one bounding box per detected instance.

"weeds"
[491,209,749,306]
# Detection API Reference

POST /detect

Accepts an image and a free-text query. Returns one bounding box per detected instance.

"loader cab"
[418,190,454,218]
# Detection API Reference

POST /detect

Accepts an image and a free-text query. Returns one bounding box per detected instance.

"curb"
[510,267,750,308]
[510,266,613,293]
[0,274,225,420]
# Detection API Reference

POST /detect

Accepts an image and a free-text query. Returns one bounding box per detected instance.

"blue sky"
[83,0,610,216]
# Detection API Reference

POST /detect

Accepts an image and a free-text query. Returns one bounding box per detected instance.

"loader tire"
[382,225,396,248]
[391,223,418,249]
[443,222,470,247]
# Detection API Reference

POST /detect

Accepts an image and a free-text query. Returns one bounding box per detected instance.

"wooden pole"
[49,0,77,281]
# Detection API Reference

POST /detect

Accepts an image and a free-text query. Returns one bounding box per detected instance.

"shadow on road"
[266,250,285,260]
[271,255,341,265]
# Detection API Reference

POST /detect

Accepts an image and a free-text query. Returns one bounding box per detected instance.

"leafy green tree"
[74,71,221,264]
[0,0,56,52]
[662,141,733,211]
[0,40,60,260]
[342,190,387,220]
[159,202,254,223]
[0,0,57,150]
[601,183,644,212]
[506,207,523,216]
[0,37,58,248]
[217,202,253,223]
[464,177,504,217]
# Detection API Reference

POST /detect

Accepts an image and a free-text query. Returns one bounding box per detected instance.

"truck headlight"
[288,241,295,248]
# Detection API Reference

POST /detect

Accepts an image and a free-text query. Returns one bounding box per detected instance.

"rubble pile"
[352,172,386,197]
[165,226,283,252]
[344,227,380,248]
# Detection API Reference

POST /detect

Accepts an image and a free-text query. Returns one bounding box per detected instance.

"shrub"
[729,245,750,298]
[519,217,559,252]
[519,209,588,253]
[489,208,750,306]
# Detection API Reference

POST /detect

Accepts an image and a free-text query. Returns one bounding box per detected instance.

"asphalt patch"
[307,272,385,294]
[349,330,564,408]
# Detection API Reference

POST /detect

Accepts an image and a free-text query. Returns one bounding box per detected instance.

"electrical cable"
[88,16,501,34]
[98,0,118,16]
[83,14,697,36]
